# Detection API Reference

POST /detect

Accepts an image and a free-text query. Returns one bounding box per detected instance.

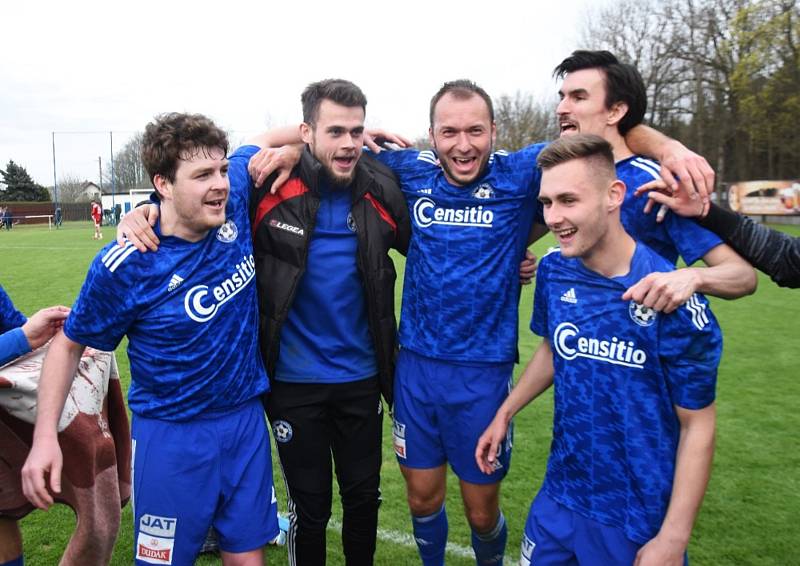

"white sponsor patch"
[392,420,407,459]
[139,514,177,537]
[520,534,535,566]
[136,532,175,564]
[137,514,177,564]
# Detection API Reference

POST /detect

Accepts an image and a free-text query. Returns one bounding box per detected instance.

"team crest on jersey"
[472,183,495,199]
[272,420,293,443]
[347,212,357,233]
[629,301,657,327]
[216,220,238,243]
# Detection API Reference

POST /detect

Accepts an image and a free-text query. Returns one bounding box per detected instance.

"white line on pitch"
[327,518,519,562]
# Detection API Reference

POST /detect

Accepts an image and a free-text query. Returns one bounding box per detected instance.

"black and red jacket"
[250,148,410,405]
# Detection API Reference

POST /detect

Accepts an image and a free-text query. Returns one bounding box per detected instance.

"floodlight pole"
[51,132,59,207]
[110,131,116,215]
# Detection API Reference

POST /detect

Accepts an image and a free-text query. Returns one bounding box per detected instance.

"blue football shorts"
[392,348,514,484]
[131,398,278,565]
[520,491,689,566]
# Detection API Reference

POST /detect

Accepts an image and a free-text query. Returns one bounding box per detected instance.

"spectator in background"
[3,206,13,230]
[90,200,102,240]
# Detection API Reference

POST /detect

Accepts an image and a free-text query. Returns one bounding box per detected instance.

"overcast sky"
[0,0,604,186]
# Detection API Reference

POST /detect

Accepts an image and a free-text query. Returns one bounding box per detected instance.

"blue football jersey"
[0,284,26,333]
[531,243,722,544]
[376,145,544,362]
[65,146,268,421]
[617,155,722,265]
[0,284,29,366]
[275,178,377,383]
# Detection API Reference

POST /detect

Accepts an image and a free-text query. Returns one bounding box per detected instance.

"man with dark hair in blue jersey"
[115,81,410,566]
[552,50,757,311]
[477,134,721,566]
[21,113,279,566]
[242,76,728,566]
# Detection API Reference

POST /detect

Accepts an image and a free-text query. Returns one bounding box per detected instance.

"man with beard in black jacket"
[117,80,410,566]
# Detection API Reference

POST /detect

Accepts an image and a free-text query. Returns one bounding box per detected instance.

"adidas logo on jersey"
[560,288,577,304]
[417,188,432,194]
[167,274,184,292]
[553,321,648,369]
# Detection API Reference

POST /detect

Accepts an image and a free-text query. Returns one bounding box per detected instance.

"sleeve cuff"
[697,203,741,240]
[0,327,32,367]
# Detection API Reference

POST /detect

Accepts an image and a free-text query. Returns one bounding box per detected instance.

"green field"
[2,220,799,565]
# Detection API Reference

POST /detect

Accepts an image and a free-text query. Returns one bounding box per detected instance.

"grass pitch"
[2,220,799,565]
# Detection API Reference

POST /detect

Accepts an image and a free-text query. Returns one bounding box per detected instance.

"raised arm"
[626,125,713,211]
[475,339,554,474]
[21,332,86,510]
[636,180,800,289]
[634,404,716,566]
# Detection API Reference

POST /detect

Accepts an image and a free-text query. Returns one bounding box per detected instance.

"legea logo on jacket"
[269,219,305,237]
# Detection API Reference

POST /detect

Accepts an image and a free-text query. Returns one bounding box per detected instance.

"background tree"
[581,0,799,187]
[51,174,96,203]
[410,91,558,153]
[103,133,148,191]
[0,160,50,201]
[494,91,558,151]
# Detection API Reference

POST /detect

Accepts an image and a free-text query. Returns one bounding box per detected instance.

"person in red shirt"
[90,200,102,240]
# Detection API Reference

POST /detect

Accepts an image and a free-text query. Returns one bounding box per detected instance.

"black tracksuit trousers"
[267,377,383,566]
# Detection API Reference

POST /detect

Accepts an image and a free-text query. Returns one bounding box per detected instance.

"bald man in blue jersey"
[235,77,731,566]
